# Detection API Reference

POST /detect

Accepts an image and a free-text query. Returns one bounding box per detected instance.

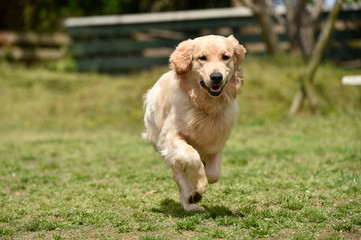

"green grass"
[0,55,360,239]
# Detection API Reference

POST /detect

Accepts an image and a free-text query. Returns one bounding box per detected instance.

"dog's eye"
[199,56,207,61]
[222,55,230,61]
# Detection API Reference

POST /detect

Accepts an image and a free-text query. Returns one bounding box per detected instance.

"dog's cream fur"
[143,35,246,211]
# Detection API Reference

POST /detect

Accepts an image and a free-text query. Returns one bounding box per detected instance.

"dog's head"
[170,35,246,98]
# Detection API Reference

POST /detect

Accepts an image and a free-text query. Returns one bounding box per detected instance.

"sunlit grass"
[0,56,360,239]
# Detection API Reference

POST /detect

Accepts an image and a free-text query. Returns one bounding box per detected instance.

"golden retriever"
[143,35,246,211]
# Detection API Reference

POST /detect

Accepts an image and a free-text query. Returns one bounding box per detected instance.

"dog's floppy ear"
[228,35,246,96]
[170,39,193,75]
[227,35,246,67]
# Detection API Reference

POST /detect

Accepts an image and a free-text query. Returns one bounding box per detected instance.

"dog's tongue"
[211,86,221,92]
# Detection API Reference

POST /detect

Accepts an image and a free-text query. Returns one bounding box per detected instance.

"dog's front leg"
[173,167,205,211]
[157,131,208,209]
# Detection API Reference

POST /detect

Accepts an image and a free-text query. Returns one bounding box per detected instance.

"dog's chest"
[180,102,238,154]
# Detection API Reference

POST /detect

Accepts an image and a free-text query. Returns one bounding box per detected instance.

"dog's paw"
[188,192,202,204]
[183,203,205,212]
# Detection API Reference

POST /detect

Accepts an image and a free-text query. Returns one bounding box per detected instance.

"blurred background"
[0,0,360,132]
[0,0,360,71]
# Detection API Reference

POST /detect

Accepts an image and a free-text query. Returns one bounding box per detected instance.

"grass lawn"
[0,56,360,239]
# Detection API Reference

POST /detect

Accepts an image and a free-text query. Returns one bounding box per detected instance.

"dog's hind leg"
[173,167,205,211]
[204,152,222,184]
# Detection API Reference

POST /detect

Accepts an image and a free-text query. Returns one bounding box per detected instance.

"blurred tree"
[235,0,327,58]
[288,0,344,118]
[235,0,280,55]
[234,0,345,117]
[282,0,324,59]
[0,0,231,32]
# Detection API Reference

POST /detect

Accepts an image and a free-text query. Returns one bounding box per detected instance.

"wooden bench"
[0,31,69,62]
[342,75,361,85]
[64,6,361,73]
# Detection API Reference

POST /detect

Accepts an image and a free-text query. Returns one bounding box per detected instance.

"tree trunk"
[289,87,305,117]
[284,0,324,59]
[240,0,280,56]
[253,6,280,55]
[288,0,344,119]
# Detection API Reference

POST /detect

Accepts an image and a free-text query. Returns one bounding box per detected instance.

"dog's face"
[170,35,246,97]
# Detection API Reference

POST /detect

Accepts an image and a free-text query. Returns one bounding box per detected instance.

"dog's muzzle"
[200,72,227,97]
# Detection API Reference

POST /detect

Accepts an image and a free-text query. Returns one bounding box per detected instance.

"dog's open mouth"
[200,80,224,97]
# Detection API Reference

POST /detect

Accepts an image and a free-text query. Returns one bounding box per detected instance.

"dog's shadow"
[151,198,240,219]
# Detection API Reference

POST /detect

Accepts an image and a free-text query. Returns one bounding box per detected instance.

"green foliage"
[0,228,15,236]
[300,207,328,223]
[332,220,353,232]
[18,217,61,232]
[0,56,360,239]
[46,51,76,72]
[176,218,199,231]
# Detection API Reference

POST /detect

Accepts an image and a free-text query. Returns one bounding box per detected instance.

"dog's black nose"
[210,72,223,85]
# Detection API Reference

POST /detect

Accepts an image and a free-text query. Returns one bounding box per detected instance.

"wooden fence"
[61,5,360,72]
[0,31,69,62]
